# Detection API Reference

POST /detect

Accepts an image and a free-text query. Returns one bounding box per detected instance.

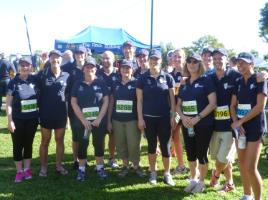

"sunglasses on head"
[186,58,199,64]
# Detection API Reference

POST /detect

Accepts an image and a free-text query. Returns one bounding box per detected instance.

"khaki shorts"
[210,131,236,164]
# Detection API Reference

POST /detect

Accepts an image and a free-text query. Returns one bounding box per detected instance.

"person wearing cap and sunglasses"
[136,49,177,186]
[71,57,109,181]
[230,52,267,200]
[176,52,216,193]
[107,60,145,178]
[61,46,87,170]
[38,50,70,177]
[209,48,240,193]
[169,48,188,176]
[133,49,149,80]
[6,57,39,183]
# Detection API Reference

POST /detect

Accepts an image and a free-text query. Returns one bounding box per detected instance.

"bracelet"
[170,111,177,118]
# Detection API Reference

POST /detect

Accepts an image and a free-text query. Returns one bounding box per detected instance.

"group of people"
[4,41,267,200]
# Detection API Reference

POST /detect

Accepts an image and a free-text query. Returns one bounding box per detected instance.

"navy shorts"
[40,118,67,129]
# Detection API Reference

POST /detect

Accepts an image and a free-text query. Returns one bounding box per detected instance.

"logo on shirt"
[45,79,53,86]
[115,86,120,91]
[128,85,134,90]
[159,77,167,84]
[29,83,34,89]
[112,76,117,81]
[250,83,256,90]
[93,85,98,91]
[194,83,203,88]
[147,79,152,85]
[78,86,84,91]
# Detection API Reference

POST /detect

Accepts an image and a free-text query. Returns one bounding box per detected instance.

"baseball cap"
[237,52,254,64]
[123,41,133,48]
[74,46,87,54]
[149,50,162,59]
[83,57,97,67]
[19,57,32,65]
[187,52,202,61]
[212,48,228,57]
[201,47,214,55]
[121,60,134,68]
[136,49,149,57]
[49,50,62,57]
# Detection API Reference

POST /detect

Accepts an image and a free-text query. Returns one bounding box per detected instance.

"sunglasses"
[186,58,200,64]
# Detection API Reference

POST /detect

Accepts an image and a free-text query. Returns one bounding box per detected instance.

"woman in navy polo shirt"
[230,52,267,200]
[38,50,70,177]
[169,48,188,175]
[6,57,39,183]
[71,57,109,181]
[108,60,145,178]
[177,52,216,193]
[136,50,177,186]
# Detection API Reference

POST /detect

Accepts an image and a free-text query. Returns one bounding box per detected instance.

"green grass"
[0,111,268,200]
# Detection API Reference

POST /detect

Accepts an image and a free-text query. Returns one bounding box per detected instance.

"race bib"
[237,104,251,118]
[182,100,198,115]
[116,100,133,113]
[82,107,99,120]
[214,105,230,120]
[21,99,37,113]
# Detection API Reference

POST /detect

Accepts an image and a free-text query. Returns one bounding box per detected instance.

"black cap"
[187,52,202,61]
[123,41,133,48]
[136,49,149,57]
[201,47,214,55]
[212,48,228,57]
[149,49,162,59]
[19,57,32,65]
[74,46,87,54]
[49,50,62,57]
[237,52,254,64]
[83,57,97,67]
[121,60,134,68]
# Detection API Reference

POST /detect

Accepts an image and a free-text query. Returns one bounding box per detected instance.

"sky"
[0,0,268,56]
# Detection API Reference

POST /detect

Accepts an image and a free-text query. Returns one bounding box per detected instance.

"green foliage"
[250,49,259,58]
[259,2,268,42]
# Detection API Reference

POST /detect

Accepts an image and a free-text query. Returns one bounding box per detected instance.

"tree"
[250,49,259,58]
[259,2,268,42]
[187,35,225,54]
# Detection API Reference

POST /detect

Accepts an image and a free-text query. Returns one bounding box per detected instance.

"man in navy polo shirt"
[209,48,241,192]
[38,50,70,177]
[97,50,120,168]
[201,47,215,75]
[136,49,177,186]
[62,46,87,170]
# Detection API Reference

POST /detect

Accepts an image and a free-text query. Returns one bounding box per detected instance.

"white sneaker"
[191,181,205,193]
[239,195,254,200]
[184,180,198,192]
[163,173,175,186]
[149,171,157,185]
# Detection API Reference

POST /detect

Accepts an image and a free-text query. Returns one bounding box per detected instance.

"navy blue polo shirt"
[136,70,175,118]
[170,69,182,84]
[210,68,241,131]
[37,68,70,120]
[71,78,109,121]
[7,75,39,119]
[234,73,267,133]
[133,68,148,80]
[96,68,120,94]
[111,78,137,122]
[178,76,215,125]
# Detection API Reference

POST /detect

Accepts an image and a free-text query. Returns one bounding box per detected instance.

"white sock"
[164,171,171,176]
[96,165,103,171]
[243,195,253,200]
[79,166,85,172]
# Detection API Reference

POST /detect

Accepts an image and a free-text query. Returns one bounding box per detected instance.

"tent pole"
[150,0,154,51]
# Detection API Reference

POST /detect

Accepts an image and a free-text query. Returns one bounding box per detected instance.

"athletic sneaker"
[239,195,254,200]
[172,166,189,175]
[76,170,85,182]
[134,167,146,178]
[15,172,24,183]
[191,181,206,193]
[24,169,32,180]
[97,168,108,179]
[184,180,198,192]
[108,159,119,169]
[210,169,220,187]
[149,171,157,185]
[118,166,129,178]
[163,173,175,186]
[218,183,235,193]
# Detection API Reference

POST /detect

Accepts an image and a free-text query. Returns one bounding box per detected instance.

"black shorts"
[40,118,67,129]
[245,131,265,142]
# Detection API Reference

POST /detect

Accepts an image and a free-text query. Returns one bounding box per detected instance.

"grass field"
[0,110,268,200]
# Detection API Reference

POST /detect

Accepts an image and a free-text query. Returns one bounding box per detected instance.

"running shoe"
[191,181,205,193]
[163,173,175,186]
[76,169,85,182]
[184,180,198,192]
[24,169,32,180]
[149,171,157,185]
[15,172,24,183]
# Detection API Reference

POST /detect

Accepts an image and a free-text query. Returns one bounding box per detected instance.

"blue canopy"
[54,26,160,55]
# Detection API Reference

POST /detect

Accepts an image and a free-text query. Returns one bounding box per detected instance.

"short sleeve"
[71,81,80,98]
[166,74,175,88]
[257,79,268,96]
[7,79,15,96]
[136,75,144,89]
[204,76,216,96]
